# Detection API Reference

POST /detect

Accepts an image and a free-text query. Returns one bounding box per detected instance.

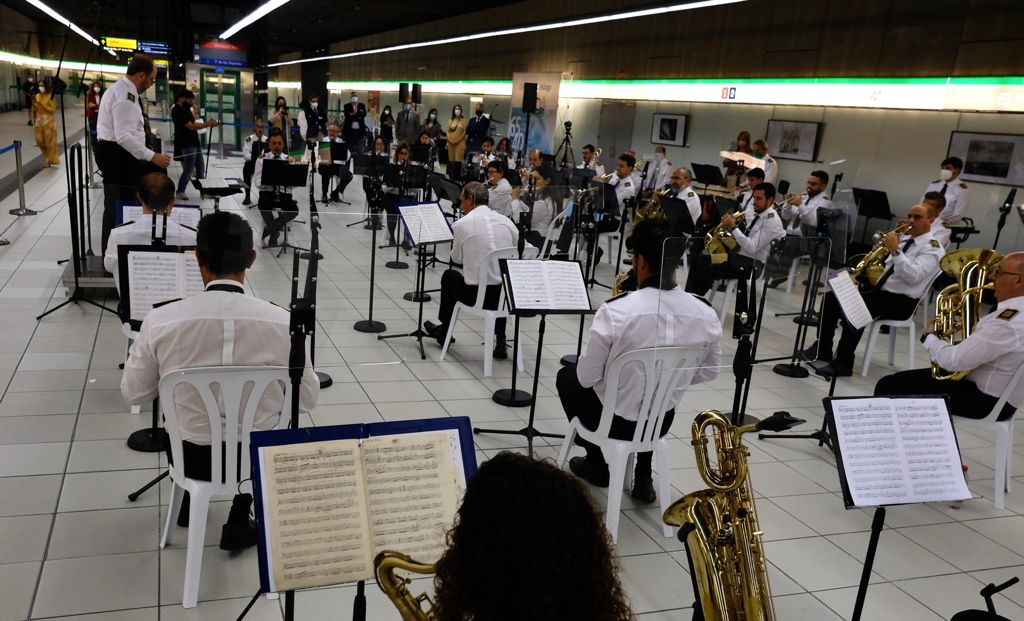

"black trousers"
[95,141,163,253]
[257,191,299,237]
[556,365,675,479]
[438,269,506,339]
[684,254,753,297]
[818,288,918,367]
[555,214,619,255]
[242,161,255,202]
[875,369,1017,421]
[318,164,354,198]
[161,436,243,482]
[342,130,364,155]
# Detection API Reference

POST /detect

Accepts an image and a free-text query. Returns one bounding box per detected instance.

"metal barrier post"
[9,140,36,217]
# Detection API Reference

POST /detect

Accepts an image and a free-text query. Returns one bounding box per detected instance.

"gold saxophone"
[374,550,437,620]
[848,222,911,286]
[932,248,1003,380]
[704,210,748,265]
[664,410,804,621]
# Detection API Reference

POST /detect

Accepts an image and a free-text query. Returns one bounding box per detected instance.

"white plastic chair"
[860,273,941,377]
[785,254,811,294]
[122,323,142,415]
[954,362,1024,510]
[159,366,291,608]
[556,346,709,543]
[597,230,620,264]
[440,246,538,376]
[539,214,566,260]
[706,279,737,325]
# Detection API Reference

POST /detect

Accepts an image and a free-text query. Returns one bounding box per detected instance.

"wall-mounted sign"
[138,40,171,56]
[197,41,247,68]
[101,36,137,53]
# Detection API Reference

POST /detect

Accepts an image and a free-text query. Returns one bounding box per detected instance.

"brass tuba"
[848,222,911,286]
[374,550,437,620]
[704,210,748,265]
[664,410,803,621]
[931,248,1003,380]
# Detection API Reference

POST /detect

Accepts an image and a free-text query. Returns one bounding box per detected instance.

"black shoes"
[423,321,449,346]
[219,493,258,551]
[801,341,832,364]
[493,337,508,360]
[815,362,853,378]
[767,277,787,289]
[568,456,610,488]
[630,477,656,503]
[242,197,251,206]
[176,492,190,528]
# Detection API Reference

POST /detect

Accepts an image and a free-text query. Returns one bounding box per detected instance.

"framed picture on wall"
[765,120,821,162]
[651,113,687,147]
[947,131,1024,186]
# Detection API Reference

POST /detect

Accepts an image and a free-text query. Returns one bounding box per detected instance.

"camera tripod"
[554,121,576,170]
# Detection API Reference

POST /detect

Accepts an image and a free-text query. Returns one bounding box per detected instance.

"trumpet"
[848,222,911,286]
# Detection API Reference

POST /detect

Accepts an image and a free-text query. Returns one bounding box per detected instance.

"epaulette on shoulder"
[691,293,713,307]
[959,182,968,189]
[245,136,252,143]
[607,291,630,303]
[114,220,135,228]
[998,308,1019,321]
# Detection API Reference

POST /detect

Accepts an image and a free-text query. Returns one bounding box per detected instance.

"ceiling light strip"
[269,0,748,68]
[220,0,291,40]
[23,0,103,47]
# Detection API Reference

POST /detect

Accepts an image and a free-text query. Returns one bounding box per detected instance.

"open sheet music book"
[828,271,873,330]
[825,396,970,509]
[251,419,474,593]
[122,248,204,322]
[399,202,453,245]
[120,204,202,229]
[500,259,592,313]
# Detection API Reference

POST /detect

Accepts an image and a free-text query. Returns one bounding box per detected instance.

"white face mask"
[429,112,436,119]
[655,153,663,161]
[939,168,953,182]
[404,104,411,111]
[454,108,461,116]
[38,86,45,93]
[311,102,317,109]
[93,86,100,93]
[351,96,358,103]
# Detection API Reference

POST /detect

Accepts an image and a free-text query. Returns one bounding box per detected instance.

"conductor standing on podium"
[95,54,170,254]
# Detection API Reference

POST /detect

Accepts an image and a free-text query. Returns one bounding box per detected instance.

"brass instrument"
[595,171,615,183]
[932,248,1003,380]
[634,186,672,224]
[664,410,804,621]
[704,210,748,265]
[374,550,437,620]
[848,222,911,286]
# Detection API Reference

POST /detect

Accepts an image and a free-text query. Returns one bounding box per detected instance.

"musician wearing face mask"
[395,97,420,146]
[421,108,442,141]
[445,105,468,178]
[486,161,514,219]
[342,92,367,154]
[783,171,833,237]
[577,144,605,177]
[803,204,945,378]
[466,103,491,152]
[750,140,778,186]
[648,146,672,192]
[924,157,970,223]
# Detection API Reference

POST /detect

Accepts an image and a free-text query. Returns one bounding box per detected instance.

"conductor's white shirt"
[450,205,519,286]
[103,217,197,293]
[924,295,1024,408]
[878,232,945,299]
[96,76,154,162]
[577,285,722,422]
[121,280,320,444]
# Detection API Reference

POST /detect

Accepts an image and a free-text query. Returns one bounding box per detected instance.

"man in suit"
[302,94,328,143]
[395,97,421,146]
[342,92,367,154]
[466,102,491,153]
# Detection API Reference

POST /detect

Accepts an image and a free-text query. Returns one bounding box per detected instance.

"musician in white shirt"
[735,168,765,215]
[923,191,951,247]
[104,173,197,295]
[485,161,514,219]
[783,170,833,236]
[649,146,672,191]
[577,144,605,177]
[252,129,300,247]
[424,182,520,360]
[511,164,560,247]
[750,140,778,186]
[923,156,970,222]
[121,211,319,550]
[316,123,354,203]
[241,117,266,206]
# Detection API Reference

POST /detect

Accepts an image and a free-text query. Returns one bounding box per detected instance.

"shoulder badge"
[960,182,968,189]
[767,211,775,219]
[607,291,630,303]
[127,92,135,103]
[687,191,695,198]
[691,293,713,307]
[998,309,1019,321]
[245,136,252,143]
[114,220,135,228]
[624,181,632,187]
[930,239,940,248]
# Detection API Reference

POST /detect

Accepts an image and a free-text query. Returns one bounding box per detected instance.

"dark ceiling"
[16,0,518,62]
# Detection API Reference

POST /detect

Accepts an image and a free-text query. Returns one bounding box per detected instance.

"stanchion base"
[385,261,409,270]
[560,354,578,366]
[354,319,387,333]
[316,371,333,389]
[793,312,819,326]
[9,208,37,216]
[773,362,810,378]
[492,388,533,407]
[403,291,431,302]
[127,428,166,453]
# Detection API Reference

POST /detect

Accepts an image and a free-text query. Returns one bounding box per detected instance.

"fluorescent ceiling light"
[220,0,290,40]
[270,0,747,67]
[23,0,102,47]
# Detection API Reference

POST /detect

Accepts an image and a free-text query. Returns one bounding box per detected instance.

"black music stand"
[851,187,893,246]
[691,162,727,192]
[320,141,351,205]
[429,173,463,221]
[351,154,388,229]
[260,159,308,257]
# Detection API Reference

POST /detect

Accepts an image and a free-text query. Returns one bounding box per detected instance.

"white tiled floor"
[0,142,1021,620]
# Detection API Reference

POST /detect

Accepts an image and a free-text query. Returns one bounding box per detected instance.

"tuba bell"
[931,248,1003,380]
[374,550,437,620]
[664,410,803,621]
[704,210,748,265]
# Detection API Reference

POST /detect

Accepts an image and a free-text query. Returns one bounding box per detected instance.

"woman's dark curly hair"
[433,452,633,620]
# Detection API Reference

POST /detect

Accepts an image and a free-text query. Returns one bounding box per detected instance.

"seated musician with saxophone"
[684,182,786,298]
[429,452,633,620]
[557,218,722,502]
[804,203,945,377]
[874,251,1023,421]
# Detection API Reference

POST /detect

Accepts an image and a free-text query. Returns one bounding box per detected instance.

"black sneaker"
[630,477,656,503]
[568,456,610,488]
[493,338,508,360]
[219,493,258,551]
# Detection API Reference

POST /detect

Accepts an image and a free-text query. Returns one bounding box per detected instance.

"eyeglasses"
[994,268,1024,277]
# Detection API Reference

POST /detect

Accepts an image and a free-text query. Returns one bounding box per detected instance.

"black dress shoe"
[594,246,604,265]
[630,477,656,503]
[242,198,251,206]
[493,338,508,360]
[800,341,832,363]
[423,321,449,346]
[815,362,852,378]
[219,493,257,551]
[767,277,787,289]
[569,456,610,488]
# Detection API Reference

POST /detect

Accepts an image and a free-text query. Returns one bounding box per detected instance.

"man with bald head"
[665,166,701,226]
[875,250,1024,422]
[805,203,945,377]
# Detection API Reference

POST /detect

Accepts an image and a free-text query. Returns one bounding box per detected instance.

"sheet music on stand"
[250,416,476,594]
[117,204,202,228]
[825,396,971,509]
[500,259,592,313]
[827,271,873,330]
[399,202,454,245]
[117,245,204,325]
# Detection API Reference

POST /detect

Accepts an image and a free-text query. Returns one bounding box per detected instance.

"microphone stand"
[383,161,410,270]
[491,215,533,408]
[354,193,387,334]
